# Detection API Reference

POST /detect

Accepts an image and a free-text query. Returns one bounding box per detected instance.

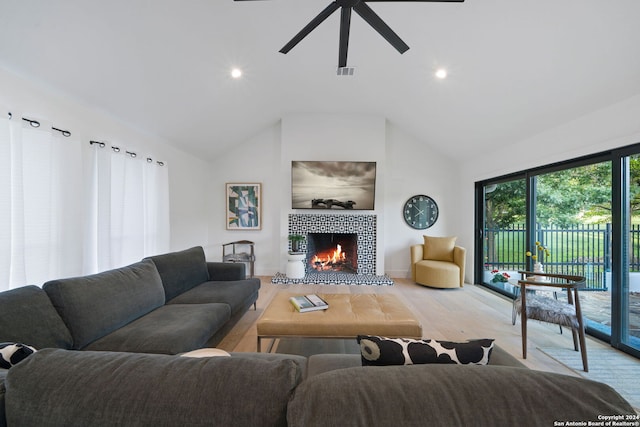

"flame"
[311,244,347,270]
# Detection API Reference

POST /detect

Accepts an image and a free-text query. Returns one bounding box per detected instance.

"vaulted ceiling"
[2,1,640,160]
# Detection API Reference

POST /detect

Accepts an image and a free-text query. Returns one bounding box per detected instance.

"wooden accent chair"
[515,272,588,372]
[410,236,465,289]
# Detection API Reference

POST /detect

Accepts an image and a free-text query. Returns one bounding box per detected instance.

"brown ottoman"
[257,293,422,351]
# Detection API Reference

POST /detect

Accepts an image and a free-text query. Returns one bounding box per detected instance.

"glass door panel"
[482,179,526,295]
[622,154,640,351]
[535,162,612,337]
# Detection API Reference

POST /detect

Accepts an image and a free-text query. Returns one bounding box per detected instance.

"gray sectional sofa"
[2,349,636,427]
[0,246,261,424]
[0,246,260,355]
[0,245,636,426]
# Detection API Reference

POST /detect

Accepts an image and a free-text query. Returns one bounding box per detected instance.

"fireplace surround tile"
[287,213,377,275]
[271,271,393,286]
[275,213,393,285]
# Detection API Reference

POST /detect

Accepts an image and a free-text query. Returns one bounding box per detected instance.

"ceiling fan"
[235,0,464,68]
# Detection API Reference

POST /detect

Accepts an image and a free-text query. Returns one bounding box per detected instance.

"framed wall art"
[291,161,376,210]
[226,183,262,230]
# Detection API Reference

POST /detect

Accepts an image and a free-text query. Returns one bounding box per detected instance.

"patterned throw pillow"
[0,342,37,369]
[358,335,494,366]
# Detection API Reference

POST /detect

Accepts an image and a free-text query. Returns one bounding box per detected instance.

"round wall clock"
[403,195,439,230]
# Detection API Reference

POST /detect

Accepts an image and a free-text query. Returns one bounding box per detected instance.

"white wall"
[280,113,386,275]
[207,112,458,277]
[11,62,638,282]
[384,122,457,277]
[206,122,281,266]
[207,95,640,282]
[0,67,211,256]
[456,93,640,284]
[0,66,462,278]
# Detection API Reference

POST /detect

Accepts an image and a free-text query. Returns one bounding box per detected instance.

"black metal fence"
[483,223,634,291]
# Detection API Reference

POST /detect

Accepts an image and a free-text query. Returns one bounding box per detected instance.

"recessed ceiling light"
[435,69,447,79]
[231,68,243,79]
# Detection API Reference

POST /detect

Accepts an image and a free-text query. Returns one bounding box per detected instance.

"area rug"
[540,347,640,409]
[275,338,360,357]
[271,271,394,286]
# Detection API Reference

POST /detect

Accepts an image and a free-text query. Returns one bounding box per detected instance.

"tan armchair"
[410,236,465,289]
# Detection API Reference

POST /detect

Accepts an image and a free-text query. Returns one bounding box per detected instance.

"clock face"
[403,195,438,230]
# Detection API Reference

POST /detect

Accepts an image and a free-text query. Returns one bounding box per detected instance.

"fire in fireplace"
[307,233,357,273]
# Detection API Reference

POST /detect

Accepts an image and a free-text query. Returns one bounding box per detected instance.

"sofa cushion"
[0,285,73,349]
[83,303,231,354]
[5,348,302,427]
[423,235,456,262]
[43,259,165,349]
[207,262,247,281]
[145,246,210,301]
[358,335,494,366]
[166,278,260,315]
[287,364,636,427]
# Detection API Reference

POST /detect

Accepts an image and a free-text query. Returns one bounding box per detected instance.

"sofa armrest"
[207,262,246,281]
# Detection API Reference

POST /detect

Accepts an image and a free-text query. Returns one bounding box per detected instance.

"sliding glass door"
[617,152,640,353]
[480,178,526,294]
[476,144,640,358]
[535,162,612,338]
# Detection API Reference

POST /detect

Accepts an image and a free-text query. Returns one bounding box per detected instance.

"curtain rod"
[22,117,71,137]
[89,141,165,166]
[8,113,164,166]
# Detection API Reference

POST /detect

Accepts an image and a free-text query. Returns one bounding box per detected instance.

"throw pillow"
[423,235,457,262]
[179,348,231,358]
[0,342,37,369]
[358,335,494,366]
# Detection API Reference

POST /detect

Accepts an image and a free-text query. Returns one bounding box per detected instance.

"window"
[0,114,169,291]
[476,146,640,358]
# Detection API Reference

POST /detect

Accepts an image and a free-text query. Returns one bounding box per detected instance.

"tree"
[484,180,526,266]
[484,180,526,229]
[536,162,611,227]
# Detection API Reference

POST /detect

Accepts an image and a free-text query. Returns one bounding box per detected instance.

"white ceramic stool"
[286,252,306,279]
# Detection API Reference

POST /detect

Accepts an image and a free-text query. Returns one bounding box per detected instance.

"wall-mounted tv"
[291,161,376,210]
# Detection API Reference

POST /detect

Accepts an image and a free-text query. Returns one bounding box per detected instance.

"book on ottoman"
[290,294,329,313]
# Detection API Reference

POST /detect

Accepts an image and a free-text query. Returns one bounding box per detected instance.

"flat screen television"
[291,161,376,210]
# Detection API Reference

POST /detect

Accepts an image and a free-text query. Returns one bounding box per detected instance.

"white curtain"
[0,115,84,290]
[85,144,170,273]
[0,113,171,291]
[0,116,12,289]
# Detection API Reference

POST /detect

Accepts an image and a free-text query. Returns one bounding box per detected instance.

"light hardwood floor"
[217,277,632,377]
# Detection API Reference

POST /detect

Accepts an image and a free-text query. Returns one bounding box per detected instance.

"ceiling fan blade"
[338,7,352,68]
[353,2,409,54]
[364,0,464,2]
[279,2,340,54]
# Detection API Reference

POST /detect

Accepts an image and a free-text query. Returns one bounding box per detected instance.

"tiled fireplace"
[271,213,393,285]
[289,213,376,275]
